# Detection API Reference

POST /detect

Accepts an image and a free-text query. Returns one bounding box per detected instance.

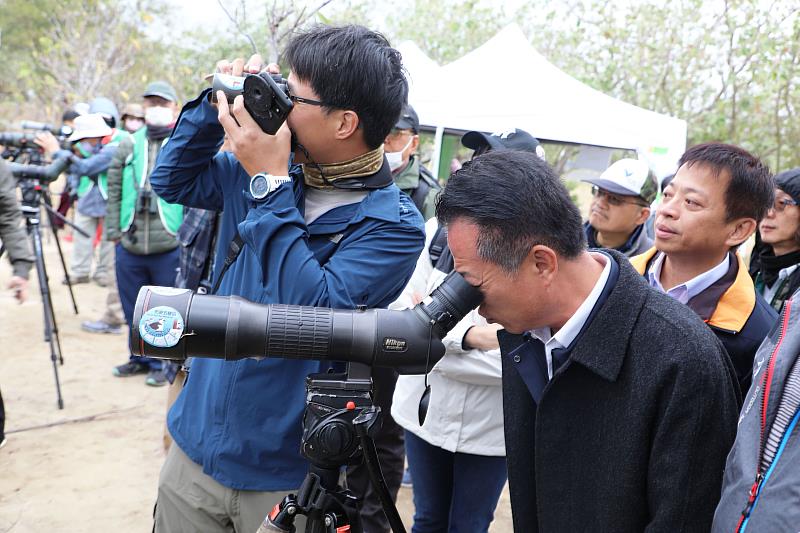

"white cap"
[581,158,657,203]
[73,102,90,116]
[68,113,112,142]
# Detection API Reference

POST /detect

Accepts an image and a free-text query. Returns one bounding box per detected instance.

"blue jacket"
[150,90,425,490]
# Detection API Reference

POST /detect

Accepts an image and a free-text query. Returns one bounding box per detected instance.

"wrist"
[461,326,476,351]
[249,172,292,200]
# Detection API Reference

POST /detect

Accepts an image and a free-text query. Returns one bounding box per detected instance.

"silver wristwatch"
[249,173,292,200]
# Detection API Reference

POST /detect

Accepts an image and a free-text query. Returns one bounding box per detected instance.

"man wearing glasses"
[580,158,658,257]
[149,25,425,532]
[630,143,778,398]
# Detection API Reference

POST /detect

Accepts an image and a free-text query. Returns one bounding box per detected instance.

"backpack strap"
[429,225,447,265]
[409,165,441,215]
[211,231,245,295]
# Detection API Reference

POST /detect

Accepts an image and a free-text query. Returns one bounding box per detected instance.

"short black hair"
[284,25,408,150]
[436,150,585,273]
[62,109,80,123]
[678,142,774,223]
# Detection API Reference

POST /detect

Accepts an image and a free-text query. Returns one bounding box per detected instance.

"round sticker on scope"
[139,306,185,348]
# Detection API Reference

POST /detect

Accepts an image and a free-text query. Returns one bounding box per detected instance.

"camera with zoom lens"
[0,132,40,149]
[20,121,73,139]
[210,72,294,135]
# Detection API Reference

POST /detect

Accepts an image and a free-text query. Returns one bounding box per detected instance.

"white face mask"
[124,117,144,132]
[145,106,174,127]
[386,136,414,172]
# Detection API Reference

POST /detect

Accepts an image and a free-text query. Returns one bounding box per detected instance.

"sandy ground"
[0,235,512,532]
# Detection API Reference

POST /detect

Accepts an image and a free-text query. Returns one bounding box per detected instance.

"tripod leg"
[46,210,79,315]
[27,220,65,409]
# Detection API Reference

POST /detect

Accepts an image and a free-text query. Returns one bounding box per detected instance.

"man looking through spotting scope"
[436,150,739,531]
[149,25,424,533]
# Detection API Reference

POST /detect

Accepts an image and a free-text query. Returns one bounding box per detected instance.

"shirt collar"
[647,252,730,303]
[530,252,613,351]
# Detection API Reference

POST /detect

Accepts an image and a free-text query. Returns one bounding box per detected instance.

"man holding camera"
[149,25,424,532]
[36,111,128,287]
[436,150,739,531]
[106,81,184,387]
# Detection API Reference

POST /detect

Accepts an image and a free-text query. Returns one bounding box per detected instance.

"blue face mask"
[78,140,100,156]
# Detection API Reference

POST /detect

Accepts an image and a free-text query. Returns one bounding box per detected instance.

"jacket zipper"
[736,299,792,532]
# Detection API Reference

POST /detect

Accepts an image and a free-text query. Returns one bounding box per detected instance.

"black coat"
[499,251,740,532]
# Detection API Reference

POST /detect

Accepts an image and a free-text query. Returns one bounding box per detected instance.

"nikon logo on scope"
[382,337,408,352]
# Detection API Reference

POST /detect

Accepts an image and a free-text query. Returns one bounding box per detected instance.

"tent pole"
[431,126,444,181]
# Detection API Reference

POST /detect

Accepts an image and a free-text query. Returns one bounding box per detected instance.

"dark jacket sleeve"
[149,90,232,212]
[0,159,34,278]
[105,137,132,241]
[69,144,116,177]
[645,335,739,531]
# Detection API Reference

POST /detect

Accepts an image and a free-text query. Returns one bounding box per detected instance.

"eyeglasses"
[287,89,326,107]
[772,197,799,213]
[591,185,648,207]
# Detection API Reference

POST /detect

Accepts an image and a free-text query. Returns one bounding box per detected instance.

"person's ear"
[525,245,558,286]
[409,134,420,155]
[333,110,360,141]
[634,206,651,226]
[725,218,757,247]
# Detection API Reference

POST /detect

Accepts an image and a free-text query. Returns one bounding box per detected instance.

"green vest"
[76,130,129,200]
[119,128,183,234]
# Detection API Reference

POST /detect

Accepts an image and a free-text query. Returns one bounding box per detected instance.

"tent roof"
[397,24,687,177]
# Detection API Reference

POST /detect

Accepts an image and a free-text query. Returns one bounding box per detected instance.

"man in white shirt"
[631,142,777,397]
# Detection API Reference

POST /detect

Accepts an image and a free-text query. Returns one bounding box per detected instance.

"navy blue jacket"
[150,90,425,490]
[500,251,739,531]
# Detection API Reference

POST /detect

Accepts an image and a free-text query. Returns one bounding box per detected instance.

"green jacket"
[106,127,183,255]
[76,129,129,200]
[393,155,440,220]
[0,159,33,278]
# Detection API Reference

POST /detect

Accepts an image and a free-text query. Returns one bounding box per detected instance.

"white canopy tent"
[397,24,687,180]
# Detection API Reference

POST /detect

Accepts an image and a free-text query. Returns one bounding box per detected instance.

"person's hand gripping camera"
[214,55,291,177]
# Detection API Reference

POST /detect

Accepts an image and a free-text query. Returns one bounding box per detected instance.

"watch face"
[250,174,270,199]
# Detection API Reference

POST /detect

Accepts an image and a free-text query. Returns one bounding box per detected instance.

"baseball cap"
[394,104,419,133]
[582,158,658,204]
[68,113,113,142]
[143,81,178,103]
[461,128,545,160]
[121,103,145,120]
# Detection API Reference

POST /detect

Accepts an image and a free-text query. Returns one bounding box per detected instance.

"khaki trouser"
[70,211,113,278]
[155,444,306,533]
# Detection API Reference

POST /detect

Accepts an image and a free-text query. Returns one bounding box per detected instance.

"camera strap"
[211,231,245,295]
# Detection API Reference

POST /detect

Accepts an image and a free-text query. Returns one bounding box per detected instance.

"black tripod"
[258,364,406,533]
[0,178,89,409]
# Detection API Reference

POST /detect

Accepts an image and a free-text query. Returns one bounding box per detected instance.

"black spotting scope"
[9,154,71,181]
[130,271,483,374]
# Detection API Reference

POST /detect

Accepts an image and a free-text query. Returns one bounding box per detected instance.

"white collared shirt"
[647,253,730,305]
[529,253,612,379]
[762,264,800,303]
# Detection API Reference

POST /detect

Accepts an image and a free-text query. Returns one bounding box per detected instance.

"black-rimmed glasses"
[288,92,326,107]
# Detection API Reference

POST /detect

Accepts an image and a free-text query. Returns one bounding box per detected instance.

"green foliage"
[384,0,507,63]
[2,0,799,175]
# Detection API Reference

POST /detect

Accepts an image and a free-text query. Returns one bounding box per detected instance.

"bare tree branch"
[218,0,259,55]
